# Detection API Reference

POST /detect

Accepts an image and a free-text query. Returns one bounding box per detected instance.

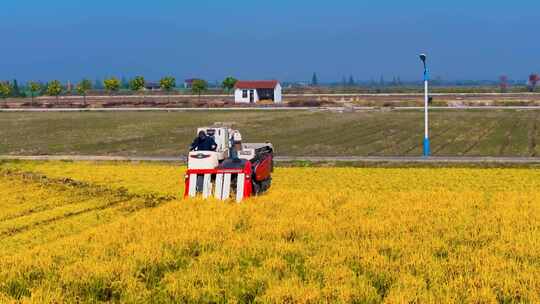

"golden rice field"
[1,161,540,303]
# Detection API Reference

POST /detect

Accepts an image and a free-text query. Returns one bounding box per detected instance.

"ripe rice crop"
[1,161,540,303]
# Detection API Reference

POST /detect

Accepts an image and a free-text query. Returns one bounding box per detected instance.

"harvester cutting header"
[184,124,273,202]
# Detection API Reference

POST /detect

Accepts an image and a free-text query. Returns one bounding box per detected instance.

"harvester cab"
[184,126,273,202]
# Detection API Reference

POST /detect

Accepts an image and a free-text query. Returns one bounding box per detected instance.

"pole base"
[423,138,431,157]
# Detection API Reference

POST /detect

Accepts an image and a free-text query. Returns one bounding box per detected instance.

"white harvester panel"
[192,173,242,202]
[214,174,224,200]
[188,174,197,197]
[221,174,231,200]
[202,174,212,199]
[214,173,231,200]
[236,174,245,203]
[188,152,220,169]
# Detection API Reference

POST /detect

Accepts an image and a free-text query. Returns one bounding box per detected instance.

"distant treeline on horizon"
[1,73,539,99]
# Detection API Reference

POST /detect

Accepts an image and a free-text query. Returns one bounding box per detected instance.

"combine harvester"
[184,125,273,202]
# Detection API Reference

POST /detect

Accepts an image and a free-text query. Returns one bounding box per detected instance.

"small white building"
[234,80,282,104]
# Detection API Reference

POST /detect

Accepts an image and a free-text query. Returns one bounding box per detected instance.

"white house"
[234,80,282,104]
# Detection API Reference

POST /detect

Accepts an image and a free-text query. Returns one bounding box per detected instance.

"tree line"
[309,72,540,92]
[0,76,240,103]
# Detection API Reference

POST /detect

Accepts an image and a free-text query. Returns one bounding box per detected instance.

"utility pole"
[419,53,430,157]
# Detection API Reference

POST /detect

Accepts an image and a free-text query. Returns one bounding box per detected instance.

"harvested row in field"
[0,167,175,255]
[4,110,540,157]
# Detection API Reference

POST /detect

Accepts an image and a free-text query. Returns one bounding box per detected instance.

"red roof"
[235,80,279,89]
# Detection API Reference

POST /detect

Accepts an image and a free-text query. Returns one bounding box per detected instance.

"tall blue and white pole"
[419,53,430,157]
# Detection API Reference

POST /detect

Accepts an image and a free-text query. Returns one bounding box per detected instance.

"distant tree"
[397,76,402,86]
[529,74,540,92]
[76,79,93,106]
[11,79,21,97]
[0,82,12,99]
[221,76,237,93]
[311,73,319,86]
[160,76,176,91]
[129,76,146,102]
[499,75,509,93]
[348,75,355,86]
[191,79,208,102]
[28,81,41,105]
[379,75,385,87]
[160,76,176,102]
[129,76,145,92]
[47,80,63,103]
[103,77,120,95]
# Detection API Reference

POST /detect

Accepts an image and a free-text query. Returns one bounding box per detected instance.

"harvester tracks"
[431,122,481,155]
[372,117,454,156]
[403,124,457,155]
[498,113,521,156]
[0,169,175,238]
[528,112,539,157]
[0,171,125,222]
[367,128,411,156]
[460,120,501,155]
[365,117,423,156]
[0,168,174,205]
[0,196,135,238]
[431,114,501,155]
[359,117,422,155]
[323,119,393,147]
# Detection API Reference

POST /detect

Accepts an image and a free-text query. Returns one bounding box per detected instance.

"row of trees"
[310,72,540,90]
[0,76,240,102]
[310,72,404,87]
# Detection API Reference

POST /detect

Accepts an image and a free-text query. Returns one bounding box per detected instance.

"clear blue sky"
[2,0,539,83]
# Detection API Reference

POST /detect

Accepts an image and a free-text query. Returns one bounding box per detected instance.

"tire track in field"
[460,119,503,155]
[326,119,396,147]
[498,113,521,156]
[0,196,135,238]
[367,128,414,156]
[0,169,175,238]
[431,116,493,155]
[361,117,423,155]
[313,119,389,147]
[0,195,95,223]
[315,112,410,147]
[403,124,457,155]
[432,136,460,155]
[365,119,422,156]
[528,112,539,157]
[311,117,408,155]
[364,128,407,156]
[280,115,386,153]
[367,114,451,156]
[0,173,103,223]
